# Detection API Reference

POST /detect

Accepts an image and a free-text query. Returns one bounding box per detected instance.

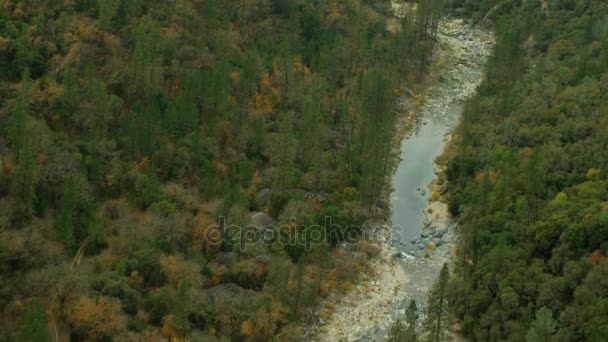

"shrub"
[129,171,163,209]
[122,251,167,288]
[144,287,175,326]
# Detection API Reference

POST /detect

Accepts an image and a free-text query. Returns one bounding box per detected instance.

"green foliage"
[171,281,193,337]
[18,300,48,342]
[11,143,38,220]
[7,73,29,148]
[388,318,407,342]
[144,287,174,326]
[94,274,140,314]
[448,1,608,340]
[526,307,556,342]
[129,171,163,209]
[122,250,166,288]
[84,218,108,256]
[0,0,439,339]
[388,300,419,342]
[98,0,120,31]
[426,264,450,342]
[56,179,77,253]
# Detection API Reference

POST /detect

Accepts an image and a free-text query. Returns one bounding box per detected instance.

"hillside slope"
[0,0,444,340]
[446,0,608,340]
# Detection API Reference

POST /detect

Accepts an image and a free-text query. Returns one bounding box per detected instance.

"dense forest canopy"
[3,0,607,340]
[445,0,608,340]
[0,0,445,340]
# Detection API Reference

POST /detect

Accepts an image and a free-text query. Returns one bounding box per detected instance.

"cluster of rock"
[306,233,410,342]
[408,222,458,254]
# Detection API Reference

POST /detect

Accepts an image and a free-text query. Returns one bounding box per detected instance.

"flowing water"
[391,26,492,251]
[387,17,494,314]
[309,19,493,342]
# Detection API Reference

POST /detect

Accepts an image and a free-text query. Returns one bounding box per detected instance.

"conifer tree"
[359,69,396,209]
[388,318,407,342]
[273,114,297,193]
[56,179,77,253]
[7,72,30,148]
[601,20,608,68]
[298,94,322,172]
[19,300,48,342]
[405,300,419,342]
[11,142,38,220]
[98,0,119,31]
[172,281,193,338]
[388,300,419,342]
[425,263,450,342]
[59,65,79,118]
[525,307,556,342]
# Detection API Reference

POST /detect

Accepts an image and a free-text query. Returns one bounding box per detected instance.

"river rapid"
[307,18,494,342]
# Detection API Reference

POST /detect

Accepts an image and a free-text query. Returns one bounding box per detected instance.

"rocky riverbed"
[306,17,493,342]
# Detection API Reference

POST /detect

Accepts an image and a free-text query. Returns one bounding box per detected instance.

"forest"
[444,0,608,340]
[3,0,607,340]
[0,0,447,340]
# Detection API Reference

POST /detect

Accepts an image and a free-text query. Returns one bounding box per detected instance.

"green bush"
[129,171,163,209]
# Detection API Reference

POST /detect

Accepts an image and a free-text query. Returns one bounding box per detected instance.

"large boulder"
[250,211,276,230]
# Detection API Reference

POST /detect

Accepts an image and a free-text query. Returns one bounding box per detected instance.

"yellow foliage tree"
[65,296,126,340]
[191,213,222,257]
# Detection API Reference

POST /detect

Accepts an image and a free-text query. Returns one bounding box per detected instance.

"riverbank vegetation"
[445,0,608,340]
[0,0,448,340]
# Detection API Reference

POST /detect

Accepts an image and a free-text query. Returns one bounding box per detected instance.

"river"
[308,18,493,342]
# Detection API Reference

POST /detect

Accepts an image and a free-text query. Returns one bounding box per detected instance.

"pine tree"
[405,300,419,341]
[11,142,38,220]
[59,65,79,118]
[129,17,162,98]
[425,263,450,342]
[298,94,322,172]
[292,258,305,318]
[388,318,407,342]
[19,300,48,342]
[388,300,419,342]
[358,69,396,209]
[525,307,556,342]
[7,72,30,148]
[98,0,120,31]
[601,20,608,68]
[172,281,192,338]
[56,179,77,253]
[90,78,116,139]
[430,0,444,38]
[273,114,297,193]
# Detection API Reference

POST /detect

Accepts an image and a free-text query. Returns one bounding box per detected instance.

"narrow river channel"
[309,19,494,342]
[390,21,493,304]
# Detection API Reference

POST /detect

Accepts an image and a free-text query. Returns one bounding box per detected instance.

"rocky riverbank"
[305,17,493,342]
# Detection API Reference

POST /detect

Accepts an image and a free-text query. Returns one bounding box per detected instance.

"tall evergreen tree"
[525,307,556,342]
[273,114,297,193]
[405,300,419,342]
[388,300,419,342]
[359,69,396,209]
[388,318,407,342]
[172,281,193,338]
[58,64,79,118]
[11,142,38,220]
[98,0,119,31]
[56,179,77,253]
[425,263,450,342]
[7,72,30,148]
[19,300,48,342]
